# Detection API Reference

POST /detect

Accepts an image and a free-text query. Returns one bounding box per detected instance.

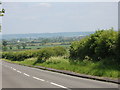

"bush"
[69,28,118,61]
[36,47,67,63]
[53,46,67,56]
[37,47,55,63]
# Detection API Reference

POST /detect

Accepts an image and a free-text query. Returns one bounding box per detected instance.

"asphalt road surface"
[0,60,119,90]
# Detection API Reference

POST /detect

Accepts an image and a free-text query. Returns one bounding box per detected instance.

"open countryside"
[1,28,120,89]
[1,1,119,89]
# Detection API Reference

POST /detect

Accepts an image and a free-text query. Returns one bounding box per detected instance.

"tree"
[41,39,50,45]
[0,2,5,32]
[69,28,118,61]
[0,8,5,16]
[0,2,5,16]
[9,45,13,50]
[2,40,7,47]
[21,43,27,49]
[16,44,21,49]
[2,40,8,51]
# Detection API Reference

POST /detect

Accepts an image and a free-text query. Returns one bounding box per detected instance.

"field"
[5,44,70,51]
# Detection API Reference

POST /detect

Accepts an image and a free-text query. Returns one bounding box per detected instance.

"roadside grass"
[3,56,119,79]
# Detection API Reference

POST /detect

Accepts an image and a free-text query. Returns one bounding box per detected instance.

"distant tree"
[16,44,21,49]
[41,39,50,45]
[21,43,27,49]
[2,40,8,51]
[2,40,7,47]
[9,45,13,50]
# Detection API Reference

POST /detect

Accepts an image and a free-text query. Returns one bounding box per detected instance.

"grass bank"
[3,56,119,79]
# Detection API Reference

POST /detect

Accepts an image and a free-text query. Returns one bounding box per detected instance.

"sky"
[2,2,118,34]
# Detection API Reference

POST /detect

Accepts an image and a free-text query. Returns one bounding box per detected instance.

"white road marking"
[17,70,22,73]
[33,76,45,81]
[50,82,70,90]
[23,73,30,77]
[13,68,16,71]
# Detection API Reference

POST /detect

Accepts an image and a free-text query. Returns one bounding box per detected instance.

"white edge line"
[13,68,16,71]
[50,82,68,89]
[23,73,30,77]
[17,70,22,73]
[33,76,45,81]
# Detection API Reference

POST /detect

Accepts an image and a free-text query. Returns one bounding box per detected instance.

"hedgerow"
[2,50,36,61]
[2,46,67,62]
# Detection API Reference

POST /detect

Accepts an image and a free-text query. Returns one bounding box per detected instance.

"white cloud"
[36,3,52,7]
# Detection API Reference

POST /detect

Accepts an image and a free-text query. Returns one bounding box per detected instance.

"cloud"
[36,3,52,8]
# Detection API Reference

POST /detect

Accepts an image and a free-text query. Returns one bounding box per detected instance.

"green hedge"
[2,50,36,61]
[2,46,67,62]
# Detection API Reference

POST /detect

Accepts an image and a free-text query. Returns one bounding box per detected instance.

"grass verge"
[2,56,119,79]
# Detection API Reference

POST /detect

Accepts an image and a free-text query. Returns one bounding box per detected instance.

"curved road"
[0,60,119,90]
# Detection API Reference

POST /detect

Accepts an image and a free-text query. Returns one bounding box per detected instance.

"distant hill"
[1,32,94,40]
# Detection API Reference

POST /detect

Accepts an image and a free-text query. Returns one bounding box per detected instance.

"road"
[0,60,119,90]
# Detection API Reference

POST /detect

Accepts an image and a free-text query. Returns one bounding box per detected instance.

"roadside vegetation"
[2,28,120,79]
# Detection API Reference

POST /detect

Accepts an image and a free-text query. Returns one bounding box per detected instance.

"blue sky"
[2,2,118,34]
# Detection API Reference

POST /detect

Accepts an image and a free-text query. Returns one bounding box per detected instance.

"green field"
[27,44,70,49]
[3,44,70,51]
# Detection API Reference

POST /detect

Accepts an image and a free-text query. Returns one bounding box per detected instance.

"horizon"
[1,31,94,40]
[2,31,95,35]
[1,28,118,35]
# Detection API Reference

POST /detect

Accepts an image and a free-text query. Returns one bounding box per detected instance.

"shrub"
[36,47,67,63]
[37,48,55,63]
[69,28,118,61]
[53,46,67,56]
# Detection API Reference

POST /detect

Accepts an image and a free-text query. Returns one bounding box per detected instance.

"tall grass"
[37,57,119,78]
